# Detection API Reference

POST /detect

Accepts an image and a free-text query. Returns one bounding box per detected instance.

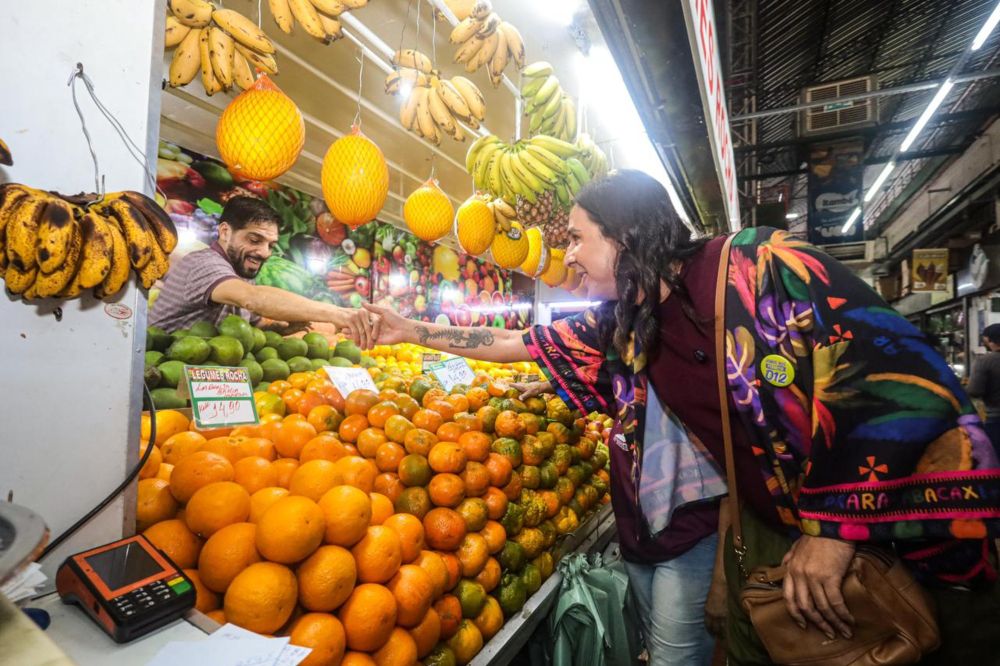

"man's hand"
[510,380,552,400]
[363,303,408,345]
[274,321,311,335]
[782,535,855,640]
[331,306,377,350]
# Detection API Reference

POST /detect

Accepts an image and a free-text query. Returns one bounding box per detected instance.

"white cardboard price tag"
[323,366,378,397]
[428,357,476,391]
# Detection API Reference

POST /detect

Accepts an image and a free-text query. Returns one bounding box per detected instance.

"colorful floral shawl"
[526,227,1000,580]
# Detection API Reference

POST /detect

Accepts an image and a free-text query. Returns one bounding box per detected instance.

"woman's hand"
[510,380,552,400]
[782,535,856,640]
[363,303,408,346]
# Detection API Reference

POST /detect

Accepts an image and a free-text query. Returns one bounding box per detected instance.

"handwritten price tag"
[196,400,257,424]
[428,357,476,391]
[183,366,259,429]
[323,366,378,397]
[421,353,442,372]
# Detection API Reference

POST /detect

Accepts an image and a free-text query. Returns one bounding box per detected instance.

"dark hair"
[984,324,1000,345]
[220,196,280,231]
[574,169,707,359]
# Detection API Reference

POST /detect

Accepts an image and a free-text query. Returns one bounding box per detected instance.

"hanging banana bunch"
[464,133,589,207]
[0,184,178,300]
[267,0,370,44]
[165,0,278,95]
[384,49,487,145]
[448,0,525,87]
[575,133,609,180]
[520,62,578,142]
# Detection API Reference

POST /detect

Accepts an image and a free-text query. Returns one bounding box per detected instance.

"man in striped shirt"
[150,196,375,348]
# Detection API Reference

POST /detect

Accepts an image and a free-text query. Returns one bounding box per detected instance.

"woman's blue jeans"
[624,534,717,666]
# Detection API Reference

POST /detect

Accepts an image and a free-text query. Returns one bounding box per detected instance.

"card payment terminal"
[56,534,195,643]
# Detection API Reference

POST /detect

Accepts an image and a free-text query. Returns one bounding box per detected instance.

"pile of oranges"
[137,366,609,666]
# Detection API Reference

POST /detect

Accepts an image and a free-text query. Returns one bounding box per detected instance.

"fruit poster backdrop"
[155,141,532,327]
[156,141,373,308]
[370,225,533,329]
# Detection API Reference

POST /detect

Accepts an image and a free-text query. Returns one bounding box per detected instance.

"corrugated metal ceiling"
[736,0,1000,233]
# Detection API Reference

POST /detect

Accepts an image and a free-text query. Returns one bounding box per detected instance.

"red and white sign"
[683,0,742,230]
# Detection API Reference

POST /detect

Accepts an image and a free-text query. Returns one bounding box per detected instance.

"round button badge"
[760,354,795,388]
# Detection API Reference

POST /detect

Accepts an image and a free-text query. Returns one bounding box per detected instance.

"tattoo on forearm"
[415,326,495,349]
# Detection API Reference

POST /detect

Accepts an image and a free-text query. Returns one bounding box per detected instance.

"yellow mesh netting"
[216,74,305,182]
[321,125,389,229]
[404,179,454,241]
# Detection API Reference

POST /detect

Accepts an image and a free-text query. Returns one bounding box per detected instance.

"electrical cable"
[39,383,157,561]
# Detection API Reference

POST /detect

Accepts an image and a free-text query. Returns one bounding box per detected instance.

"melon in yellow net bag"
[216,73,304,182]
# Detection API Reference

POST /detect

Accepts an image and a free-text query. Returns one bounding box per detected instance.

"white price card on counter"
[428,357,476,391]
[323,365,378,397]
[182,366,259,430]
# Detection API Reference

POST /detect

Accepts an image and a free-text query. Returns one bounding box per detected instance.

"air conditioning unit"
[799,76,878,136]
[823,240,883,265]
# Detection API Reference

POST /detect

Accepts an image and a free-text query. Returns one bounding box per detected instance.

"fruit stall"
[0,1,695,665]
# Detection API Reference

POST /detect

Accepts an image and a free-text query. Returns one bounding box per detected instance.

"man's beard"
[226,246,263,279]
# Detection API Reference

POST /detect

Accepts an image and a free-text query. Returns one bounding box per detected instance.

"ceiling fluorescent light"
[900,80,954,152]
[840,208,862,234]
[785,213,799,220]
[537,0,582,25]
[864,162,895,202]
[550,300,603,310]
[973,1,1000,50]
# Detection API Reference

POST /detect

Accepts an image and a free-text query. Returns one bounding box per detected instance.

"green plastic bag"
[534,552,641,666]
[582,554,641,666]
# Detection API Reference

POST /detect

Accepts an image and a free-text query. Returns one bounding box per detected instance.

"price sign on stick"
[428,357,476,391]
[323,366,378,397]
[182,366,259,430]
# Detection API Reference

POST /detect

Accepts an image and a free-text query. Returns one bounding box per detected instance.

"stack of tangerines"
[136,367,609,666]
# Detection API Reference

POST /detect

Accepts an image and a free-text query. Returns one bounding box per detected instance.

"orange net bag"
[216,74,305,182]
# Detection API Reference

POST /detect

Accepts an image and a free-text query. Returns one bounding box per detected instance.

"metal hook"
[68,61,158,203]
[68,63,103,202]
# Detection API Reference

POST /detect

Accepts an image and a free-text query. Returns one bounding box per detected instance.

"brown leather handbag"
[713,235,940,665]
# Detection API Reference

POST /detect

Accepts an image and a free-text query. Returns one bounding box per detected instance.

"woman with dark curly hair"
[366,169,1000,665]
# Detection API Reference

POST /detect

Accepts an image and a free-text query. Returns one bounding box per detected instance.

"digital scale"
[56,534,195,643]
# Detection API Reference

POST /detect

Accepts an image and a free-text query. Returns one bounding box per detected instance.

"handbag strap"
[713,233,749,580]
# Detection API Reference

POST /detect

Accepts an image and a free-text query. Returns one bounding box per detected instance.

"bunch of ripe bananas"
[268,0,369,43]
[165,0,279,95]
[465,133,590,207]
[0,185,177,300]
[485,192,518,232]
[385,50,487,145]
[521,62,577,142]
[449,0,525,87]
